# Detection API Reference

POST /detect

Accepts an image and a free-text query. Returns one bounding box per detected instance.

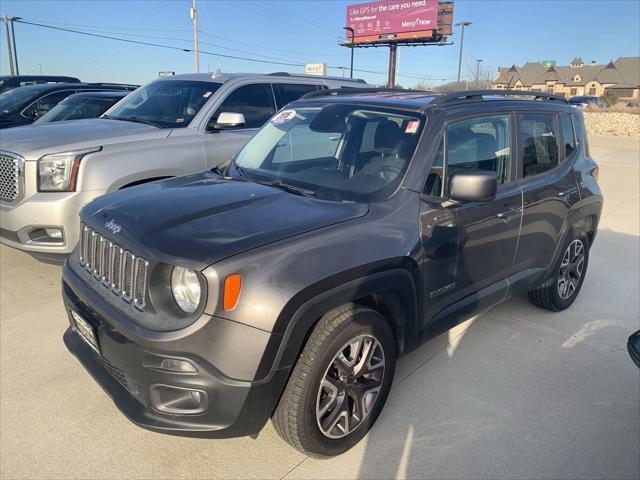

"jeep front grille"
[79,223,148,310]
[0,153,20,202]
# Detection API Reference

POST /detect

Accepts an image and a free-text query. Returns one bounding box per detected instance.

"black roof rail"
[428,89,568,107]
[268,72,291,76]
[87,82,139,89]
[302,87,435,100]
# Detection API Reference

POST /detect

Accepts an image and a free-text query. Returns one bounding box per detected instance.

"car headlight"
[38,147,101,192]
[171,266,202,313]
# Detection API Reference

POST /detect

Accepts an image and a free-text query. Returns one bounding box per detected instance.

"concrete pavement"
[1,136,638,479]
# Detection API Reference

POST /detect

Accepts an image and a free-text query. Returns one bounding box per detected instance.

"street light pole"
[475,59,483,88]
[3,16,15,75]
[455,21,472,85]
[343,27,355,78]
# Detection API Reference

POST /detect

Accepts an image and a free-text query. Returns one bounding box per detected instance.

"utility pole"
[190,0,200,73]
[38,64,43,75]
[455,21,471,85]
[387,44,398,88]
[475,59,483,88]
[3,16,15,75]
[343,27,355,78]
[9,16,21,74]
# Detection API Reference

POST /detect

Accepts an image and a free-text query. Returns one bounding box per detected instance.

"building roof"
[493,57,640,88]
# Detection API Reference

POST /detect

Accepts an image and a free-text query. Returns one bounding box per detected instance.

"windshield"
[34,95,120,125]
[0,86,40,116]
[104,80,221,128]
[233,103,424,202]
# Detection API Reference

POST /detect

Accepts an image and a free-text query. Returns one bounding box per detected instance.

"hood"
[82,172,369,270]
[0,118,170,159]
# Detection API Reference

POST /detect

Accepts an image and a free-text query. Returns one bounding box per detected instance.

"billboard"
[346,0,440,42]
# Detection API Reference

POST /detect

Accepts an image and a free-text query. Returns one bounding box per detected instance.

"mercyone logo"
[401,16,432,28]
[104,219,122,235]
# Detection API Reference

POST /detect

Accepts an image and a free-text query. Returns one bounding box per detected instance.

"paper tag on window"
[271,109,296,125]
[405,120,420,134]
[203,91,213,98]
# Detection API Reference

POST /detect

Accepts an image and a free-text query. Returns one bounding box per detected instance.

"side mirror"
[208,112,246,131]
[449,171,497,203]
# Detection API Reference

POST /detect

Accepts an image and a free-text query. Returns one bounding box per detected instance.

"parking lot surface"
[1,136,639,479]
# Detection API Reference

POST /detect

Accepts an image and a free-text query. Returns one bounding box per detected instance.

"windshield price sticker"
[405,120,420,134]
[271,109,297,125]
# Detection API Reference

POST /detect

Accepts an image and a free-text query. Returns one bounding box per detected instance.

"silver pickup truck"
[0,72,366,262]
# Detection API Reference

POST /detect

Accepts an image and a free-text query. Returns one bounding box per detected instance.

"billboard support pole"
[343,27,355,78]
[387,44,398,88]
[3,16,15,76]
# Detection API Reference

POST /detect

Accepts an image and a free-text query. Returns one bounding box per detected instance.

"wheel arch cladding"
[271,259,423,373]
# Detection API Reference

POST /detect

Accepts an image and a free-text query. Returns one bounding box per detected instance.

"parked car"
[61,89,602,456]
[0,82,138,129]
[33,91,129,125]
[569,95,606,108]
[0,73,367,263]
[0,75,81,94]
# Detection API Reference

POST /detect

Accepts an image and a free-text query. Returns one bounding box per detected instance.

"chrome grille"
[0,153,20,202]
[79,223,148,310]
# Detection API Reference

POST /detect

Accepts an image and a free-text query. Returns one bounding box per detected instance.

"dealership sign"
[305,63,328,76]
[346,0,439,39]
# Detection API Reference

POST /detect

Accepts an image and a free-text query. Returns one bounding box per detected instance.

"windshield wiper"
[257,179,316,198]
[107,115,161,128]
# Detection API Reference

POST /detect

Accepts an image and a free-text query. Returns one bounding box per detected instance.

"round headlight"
[171,266,201,313]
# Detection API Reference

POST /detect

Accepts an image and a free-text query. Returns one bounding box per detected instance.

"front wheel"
[528,232,590,311]
[272,304,396,457]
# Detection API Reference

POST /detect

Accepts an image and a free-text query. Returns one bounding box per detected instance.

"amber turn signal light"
[223,274,242,310]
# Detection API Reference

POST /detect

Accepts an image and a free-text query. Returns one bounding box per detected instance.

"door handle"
[496,207,522,219]
[558,187,578,198]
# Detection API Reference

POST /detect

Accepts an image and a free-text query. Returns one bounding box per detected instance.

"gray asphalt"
[1,136,638,479]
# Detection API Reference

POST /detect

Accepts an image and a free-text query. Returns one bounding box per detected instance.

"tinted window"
[107,80,220,128]
[34,96,119,124]
[273,83,319,108]
[425,115,511,198]
[560,115,576,157]
[519,113,559,177]
[23,90,74,117]
[212,83,276,129]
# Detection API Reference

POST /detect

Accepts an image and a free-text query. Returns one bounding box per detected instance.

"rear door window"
[211,83,276,129]
[560,114,576,158]
[273,83,319,109]
[518,113,560,177]
[22,90,74,117]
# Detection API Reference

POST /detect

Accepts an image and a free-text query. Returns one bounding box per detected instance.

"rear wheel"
[528,231,589,311]
[272,304,396,457]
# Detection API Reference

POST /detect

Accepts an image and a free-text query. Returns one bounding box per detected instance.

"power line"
[14,19,455,83]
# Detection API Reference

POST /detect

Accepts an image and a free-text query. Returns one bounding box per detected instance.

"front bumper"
[62,262,290,438]
[0,189,102,255]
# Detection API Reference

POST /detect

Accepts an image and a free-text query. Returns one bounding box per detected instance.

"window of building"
[424,115,511,197]
[560,114,576,157]
[570,88,578,96]
[589,87,597,95]
[519,113,559,178]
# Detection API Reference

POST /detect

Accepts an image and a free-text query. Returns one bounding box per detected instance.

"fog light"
[159,358,197,373]
[149,384,208,415]
[44,228,63,239]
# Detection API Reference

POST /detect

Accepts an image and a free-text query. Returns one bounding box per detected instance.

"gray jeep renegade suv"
[62,89,603,456]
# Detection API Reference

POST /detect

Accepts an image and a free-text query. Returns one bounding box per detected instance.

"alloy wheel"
[315,334,386,439]
[557,239,585,300]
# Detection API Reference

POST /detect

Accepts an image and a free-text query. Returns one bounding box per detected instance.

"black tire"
[272,304,396,457]
[527,231,590,311]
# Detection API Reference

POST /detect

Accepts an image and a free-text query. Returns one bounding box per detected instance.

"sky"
[0,0,639,88]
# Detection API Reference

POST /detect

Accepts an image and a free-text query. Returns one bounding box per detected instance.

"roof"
[158,72,367,84]
[494,57,640,87]
[293,89,570,112]
[65,91,128,99]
